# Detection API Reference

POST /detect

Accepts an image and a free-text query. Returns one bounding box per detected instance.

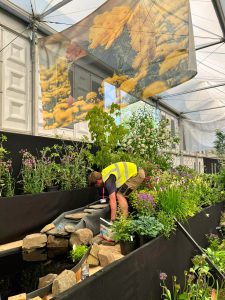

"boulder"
[52,270,76,297]
[8,293,26,300]
[38,273,58,289]
[22,233,47,250]
[47,235,68,248]
[69,228,93,246]
[98,249,115,267]
[40,223,55,233]
[87,254,99,266]
[90,243,100,258]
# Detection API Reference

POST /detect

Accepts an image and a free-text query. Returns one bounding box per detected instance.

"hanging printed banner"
[38,0,196,129]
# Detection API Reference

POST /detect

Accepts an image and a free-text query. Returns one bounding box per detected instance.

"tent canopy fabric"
[4,0,225,151]
[6,0,224,123]
[37,0,196,129]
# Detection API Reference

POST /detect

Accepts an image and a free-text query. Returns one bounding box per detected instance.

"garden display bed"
[0,187,98,244]
[54,201,224,300]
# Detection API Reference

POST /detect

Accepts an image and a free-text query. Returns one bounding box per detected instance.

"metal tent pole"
[31,21,38,135]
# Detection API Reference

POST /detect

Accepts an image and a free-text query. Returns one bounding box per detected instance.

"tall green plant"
[19,150,45,194]
[85,104,128,168]
[158,186,188,221]
[59,143,92,190]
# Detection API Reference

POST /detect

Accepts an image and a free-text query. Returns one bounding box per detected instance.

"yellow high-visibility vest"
[102,162,137,188]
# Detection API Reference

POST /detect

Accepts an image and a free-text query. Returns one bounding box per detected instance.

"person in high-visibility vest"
[88,162,145,221]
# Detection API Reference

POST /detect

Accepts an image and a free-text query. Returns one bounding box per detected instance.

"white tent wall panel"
[171,152,204,173]
[0,24,31,133]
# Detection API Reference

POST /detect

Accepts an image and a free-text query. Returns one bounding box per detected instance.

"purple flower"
[137,192,156,208]
[160,272,167,280]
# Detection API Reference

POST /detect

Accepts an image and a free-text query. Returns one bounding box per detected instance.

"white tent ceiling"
[3,0,225,125]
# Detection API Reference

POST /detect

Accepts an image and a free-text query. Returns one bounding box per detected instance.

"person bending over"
[88,162,145,222]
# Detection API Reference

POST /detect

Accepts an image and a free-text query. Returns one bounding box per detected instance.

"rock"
[22,249,47,262]
[88,204,108,209]
[22,233,47,250]
[30,297,42,300]
[8,293,26,300]
[64,212,88,220]
[52,270,76,297]
[90,243,100,258]
[83,208,97,213]
[47,228,69,237]
[38,273,58,289]
[87,254,99,266]
[69,228,93,246]
[40,223,55,233]
[98,249,115,267]
[64,224,77,233]
[47,235,68,248]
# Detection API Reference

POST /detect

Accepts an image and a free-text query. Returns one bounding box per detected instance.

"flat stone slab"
[64,212,88,220]
[88,204,109,209]
[40,223,55,233]
[64,224,77,233]
[83,208,97,213]
[47,228,69,237]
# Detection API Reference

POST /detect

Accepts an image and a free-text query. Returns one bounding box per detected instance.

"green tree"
[85,104,128,168]
[214,129,225,156]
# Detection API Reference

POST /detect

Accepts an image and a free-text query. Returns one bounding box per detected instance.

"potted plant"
[134,215,164,245]
[111,215,137,255]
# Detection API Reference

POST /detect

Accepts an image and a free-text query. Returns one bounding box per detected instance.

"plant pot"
[120,240,137,255]
[139,235,153,246]
[46,185,58,192]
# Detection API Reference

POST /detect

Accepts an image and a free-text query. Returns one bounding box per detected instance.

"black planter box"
[56,201,225,300]
[0,187,98,244]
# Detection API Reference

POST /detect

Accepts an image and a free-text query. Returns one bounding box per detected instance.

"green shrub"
[134,215,164,237]
[70,245,88,262]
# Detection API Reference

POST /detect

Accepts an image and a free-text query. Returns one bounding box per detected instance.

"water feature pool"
[0,248,74,300]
